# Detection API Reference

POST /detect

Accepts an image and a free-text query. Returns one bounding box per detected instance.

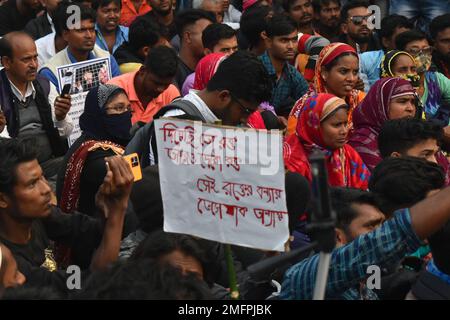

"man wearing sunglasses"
[335,0,381,53]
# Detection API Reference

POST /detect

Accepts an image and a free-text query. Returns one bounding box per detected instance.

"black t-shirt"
[174,58,193,91]
[0,207,102,294]
[0,0,37,36]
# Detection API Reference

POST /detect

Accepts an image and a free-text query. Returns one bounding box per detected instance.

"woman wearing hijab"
[56,84,132,216]
[287,42,366,135]
[380,49,450,125]
[192,53,279,129]
[284,93,369,189]
[55,84,132,268]
[348,77,419,171]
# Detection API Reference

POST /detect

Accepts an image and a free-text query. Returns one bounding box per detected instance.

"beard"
[351,33,371,44]
[435,50,450,64]
[155,7,172,16]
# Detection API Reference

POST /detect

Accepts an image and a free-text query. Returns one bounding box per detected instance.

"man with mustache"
[0,31,73,181]
[311,0,341,41]
[39,3,121,91]
[260,14,309,116]
[93,0,129,54]
[430,14,450,79]
[283,0,315,35]
[336,0,381,53]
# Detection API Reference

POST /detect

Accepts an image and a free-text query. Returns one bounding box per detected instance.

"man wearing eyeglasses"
[335,0,381,53]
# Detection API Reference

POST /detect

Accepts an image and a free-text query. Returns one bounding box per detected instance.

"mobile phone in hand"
[123,153,142,182]
[61,84,71,96]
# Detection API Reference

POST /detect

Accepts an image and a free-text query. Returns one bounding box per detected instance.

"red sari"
[283,93,370,189]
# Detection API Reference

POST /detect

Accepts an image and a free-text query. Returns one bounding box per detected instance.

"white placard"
[155,118,289,251]
[56,57,112,145]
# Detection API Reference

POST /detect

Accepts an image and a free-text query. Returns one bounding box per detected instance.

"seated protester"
[311,0,341,41]
[39,3,121,91]
[130,231,215,291]
[73,258,211,299]
[93,0,129,54]
[359,14,413,89]
[173,9,215,90]
[330,188,385,248]
[125,50,273,167]
[408,220,450,299]
[333,0,381,53]
[295,33,330,82]
[24,0,61,40]
[129,230,259,300]
[348,77,417,171]
[0,32,72,181]
[0,138,134,295]
[286,42,366,135]
[280,157,448,300]
[280,186,386,300]
[191,53,279,130]
[118,0,151,27]
[368,157,446,298]
[395,30,450,122]
[0,242,26,294]
[369,157,446,218]
[56,84,131,218]
[430,14,450,79]
[181,23,238,96]
[35,2,70,68]
[259,14,309,117]
[141,0,177,40]
[239,4,273,56]
[0,0,42,36]
[108,46,180,125]
[379,50,450,128]
[282,0,316,36]
[114,17,170,74]
[378,118,450,185]
[284,93,370,189]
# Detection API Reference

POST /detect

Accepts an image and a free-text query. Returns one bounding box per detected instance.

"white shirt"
[0,79,73,138]
[163,90,219,123]
[36,32,56,69]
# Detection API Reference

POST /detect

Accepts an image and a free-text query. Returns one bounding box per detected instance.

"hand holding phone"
[61,83,71,96]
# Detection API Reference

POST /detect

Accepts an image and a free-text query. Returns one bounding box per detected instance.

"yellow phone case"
[123,153,142,182]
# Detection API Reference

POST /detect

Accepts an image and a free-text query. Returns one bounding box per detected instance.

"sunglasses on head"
[349,14,373,25]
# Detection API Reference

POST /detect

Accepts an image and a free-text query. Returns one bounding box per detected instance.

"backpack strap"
[153,99,207,122]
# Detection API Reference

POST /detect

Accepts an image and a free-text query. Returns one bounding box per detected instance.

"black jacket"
[24,14,53,40]
[410,270,450,300]
[113,42,144,66]
[0,69,67,157]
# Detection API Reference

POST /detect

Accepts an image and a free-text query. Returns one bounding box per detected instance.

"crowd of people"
[1,0,450,300]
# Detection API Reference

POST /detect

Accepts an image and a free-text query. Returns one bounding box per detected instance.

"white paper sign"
[155,118,289,251]
[56,57,112,145]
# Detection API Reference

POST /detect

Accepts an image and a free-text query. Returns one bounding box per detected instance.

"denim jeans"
[389,0,450,34]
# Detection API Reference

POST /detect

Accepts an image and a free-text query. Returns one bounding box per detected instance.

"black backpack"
[125,99,206,168]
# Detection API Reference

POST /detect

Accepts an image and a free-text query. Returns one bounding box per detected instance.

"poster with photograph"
[57,57,112,145]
